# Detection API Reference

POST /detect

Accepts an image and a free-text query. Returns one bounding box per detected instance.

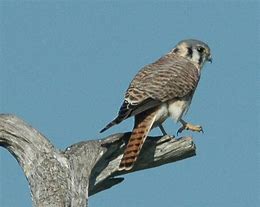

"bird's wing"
[128,54,200,103]
[100,54,200,133]
[99,97,160,133]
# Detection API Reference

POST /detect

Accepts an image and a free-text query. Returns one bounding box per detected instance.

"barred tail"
[119,108,157,171]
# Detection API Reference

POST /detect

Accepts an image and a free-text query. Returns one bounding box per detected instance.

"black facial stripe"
[198,55,203,65]
[187,47,193,58]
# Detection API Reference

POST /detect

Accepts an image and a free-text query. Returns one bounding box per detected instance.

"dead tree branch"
[0,114,196,207]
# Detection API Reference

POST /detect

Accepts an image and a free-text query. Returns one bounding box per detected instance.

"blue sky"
[0,1,259,206]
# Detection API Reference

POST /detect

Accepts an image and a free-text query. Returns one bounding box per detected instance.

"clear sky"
[0,1,259,207]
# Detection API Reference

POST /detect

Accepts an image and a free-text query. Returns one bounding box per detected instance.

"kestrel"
[100,39,212,171]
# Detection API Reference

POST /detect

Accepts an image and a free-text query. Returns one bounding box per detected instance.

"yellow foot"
[177,121,204,136]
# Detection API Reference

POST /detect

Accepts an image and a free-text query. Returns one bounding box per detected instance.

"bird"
[100,39,212,171]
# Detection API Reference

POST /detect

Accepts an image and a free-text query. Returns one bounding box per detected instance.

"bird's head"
[171,39,212,68]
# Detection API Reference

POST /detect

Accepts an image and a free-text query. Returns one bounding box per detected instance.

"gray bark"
[0,114,196,207]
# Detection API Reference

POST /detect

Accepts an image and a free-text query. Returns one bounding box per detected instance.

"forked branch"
[0,114,196,207]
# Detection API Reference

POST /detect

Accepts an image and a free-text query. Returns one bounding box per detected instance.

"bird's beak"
[207,55,213,63]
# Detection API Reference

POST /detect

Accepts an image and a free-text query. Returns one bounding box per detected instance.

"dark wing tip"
[100,121,115,133]
[100,128,106,133]
[100,125,110,133]
[100,100,134,133]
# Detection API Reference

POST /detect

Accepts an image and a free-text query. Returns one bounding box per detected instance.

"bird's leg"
[177,119,204,135]
[159,124,167,136]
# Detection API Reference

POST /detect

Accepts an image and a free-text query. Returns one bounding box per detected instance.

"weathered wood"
[0,114,196,207]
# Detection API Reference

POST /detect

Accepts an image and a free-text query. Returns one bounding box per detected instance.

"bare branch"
[0,114,196,207]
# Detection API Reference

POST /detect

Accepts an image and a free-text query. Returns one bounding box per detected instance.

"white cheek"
[192,49,201,64]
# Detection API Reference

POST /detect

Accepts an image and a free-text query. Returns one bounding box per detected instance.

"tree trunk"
[0,114,196,207]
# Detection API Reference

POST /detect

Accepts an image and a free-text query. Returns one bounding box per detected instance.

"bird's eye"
[197,47,204,53]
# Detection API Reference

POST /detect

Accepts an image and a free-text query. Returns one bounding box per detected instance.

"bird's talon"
[177,127,185,136]
[177,122,204,135]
